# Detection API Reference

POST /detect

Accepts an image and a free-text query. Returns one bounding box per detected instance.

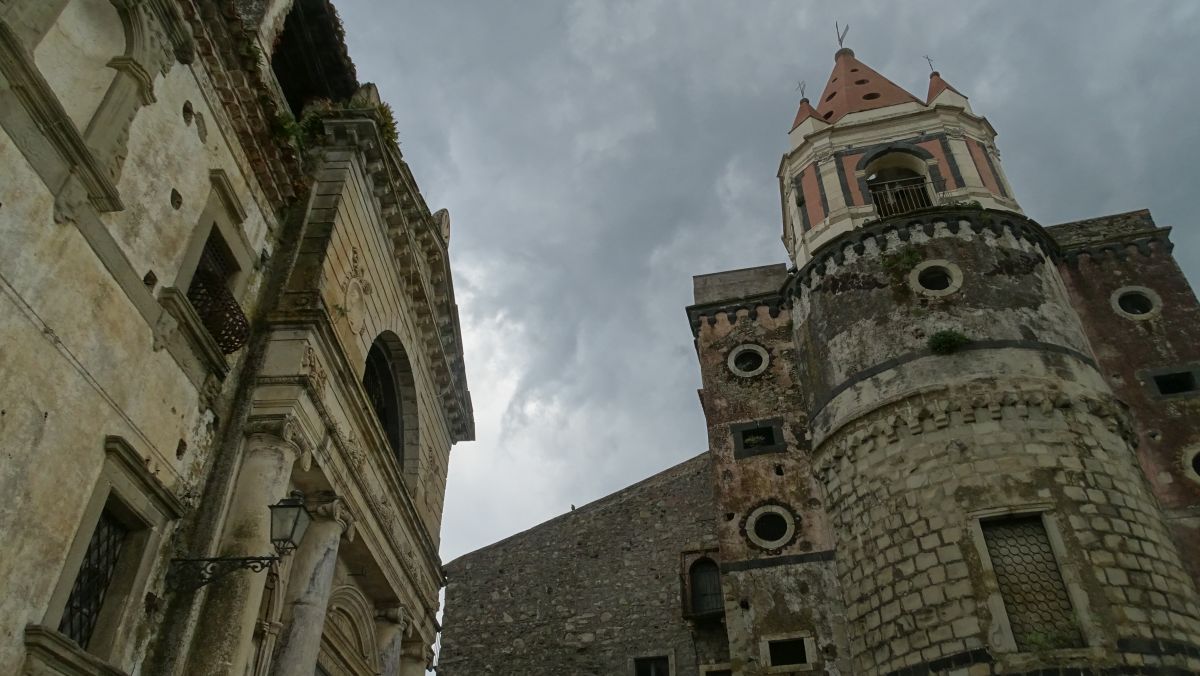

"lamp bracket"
[169,555,279,593]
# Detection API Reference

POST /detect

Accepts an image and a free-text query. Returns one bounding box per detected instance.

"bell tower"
[780,47,1020,265]
[689,45,1200,676]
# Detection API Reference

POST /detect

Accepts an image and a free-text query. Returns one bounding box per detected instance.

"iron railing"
[868,178,938,218]
[186,269,250,354]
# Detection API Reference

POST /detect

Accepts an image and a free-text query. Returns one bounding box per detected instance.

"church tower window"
[363,339,404,462]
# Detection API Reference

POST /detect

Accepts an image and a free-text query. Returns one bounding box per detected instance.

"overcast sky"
[335,1,1200,563]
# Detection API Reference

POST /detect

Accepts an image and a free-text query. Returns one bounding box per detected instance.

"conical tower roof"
[926,70,964,103]
[790,97,821,130]
[805,47,922,126]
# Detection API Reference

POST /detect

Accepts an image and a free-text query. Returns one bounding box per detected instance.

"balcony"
[868,177,939,219]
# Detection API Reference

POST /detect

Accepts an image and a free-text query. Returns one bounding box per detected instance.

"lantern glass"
[269,491,311,554]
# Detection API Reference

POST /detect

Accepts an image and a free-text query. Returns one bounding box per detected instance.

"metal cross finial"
[924,55,936,72]
[796,80,807,98]
[836,22,850,48]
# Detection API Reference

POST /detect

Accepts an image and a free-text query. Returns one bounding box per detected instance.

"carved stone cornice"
[813,386,1137,482]
[685,291,789,337]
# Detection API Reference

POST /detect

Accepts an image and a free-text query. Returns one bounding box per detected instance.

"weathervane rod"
[796,80,807,99]
[836,22,850,48]
[924,54,936,72]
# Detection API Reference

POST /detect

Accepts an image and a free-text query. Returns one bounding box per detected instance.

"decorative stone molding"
[341,247,373,336]
[302,342,329,394]
[0,21,123,211]
[813,386,1137,481]
[243,412,313,457]
[784,209,1061,299]
[1058,230,1174,266]
[376,605,411,638]
[314,497,357,543]
[22,625,129,676]
[686,292,789,336]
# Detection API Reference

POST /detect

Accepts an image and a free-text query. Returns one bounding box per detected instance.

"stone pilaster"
[186,418,307,676]
[269,498,354,676]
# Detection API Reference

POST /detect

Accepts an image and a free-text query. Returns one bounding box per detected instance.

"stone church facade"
[0,2,471,675]
[440,49,1200,675]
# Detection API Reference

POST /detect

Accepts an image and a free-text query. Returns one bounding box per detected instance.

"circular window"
[1110,286,1162,320]
[727,344,769,378]
[908,260,963,297]
[822,110,834,120]
[825,91,837,102]
[863,92,881,100]
[744,503,798,550]
[918,266,953,291]
[855,79,869,85]
[754,513,788,541]
[1184,447,1200,484]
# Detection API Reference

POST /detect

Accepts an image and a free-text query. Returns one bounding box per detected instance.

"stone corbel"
[106,56,157,105]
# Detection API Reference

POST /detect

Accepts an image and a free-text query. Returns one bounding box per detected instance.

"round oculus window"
[1185,447,1200,484]
[727,344,769,378]
[917,266,953,291]
[908,260,963,297]
[744,503,798,550]
[1110,286,1161,320]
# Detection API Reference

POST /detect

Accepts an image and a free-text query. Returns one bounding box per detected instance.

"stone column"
[269,499,354,676]
[375,606,409,675]
[399,639,432,676]
[186,419,308,676]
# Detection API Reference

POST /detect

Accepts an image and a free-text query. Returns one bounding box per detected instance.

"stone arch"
[362,331,420,477]
[855,141,935,172]
[319,585,381,675]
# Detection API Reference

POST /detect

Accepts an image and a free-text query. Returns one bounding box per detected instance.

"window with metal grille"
[57,508,129,648]
[981,515,1082,651]
[363,340,404,463]
[689,558,723,617]
[186,228,249,354]
[634,656,670,676]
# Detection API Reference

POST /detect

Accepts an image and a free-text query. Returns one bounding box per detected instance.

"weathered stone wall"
[792,209,1200,674]
[439,453,729,676]
[1051,212,1200,587]
[688,263,849,675]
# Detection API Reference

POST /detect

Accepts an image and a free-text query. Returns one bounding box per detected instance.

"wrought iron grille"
[868,177,936,218]
[186,268,250,354]
[58,509,129,648]
[982,516,1083,651]
[689,558,723,616]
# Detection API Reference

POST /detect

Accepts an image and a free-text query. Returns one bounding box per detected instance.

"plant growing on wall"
[927,330,971,355]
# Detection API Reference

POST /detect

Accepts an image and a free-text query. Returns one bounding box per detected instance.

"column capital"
[244,412,314,458]
[312,495,356,542]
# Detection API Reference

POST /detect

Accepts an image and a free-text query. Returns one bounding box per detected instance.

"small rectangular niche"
[1153,370,1197,396]
[760,634,816,672]
[731,419,787,458]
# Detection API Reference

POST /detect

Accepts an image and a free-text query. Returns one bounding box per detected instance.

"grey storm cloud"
[334,0,1200,562]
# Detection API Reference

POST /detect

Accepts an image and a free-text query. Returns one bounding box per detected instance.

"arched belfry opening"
[270,0,358,117]
[688,557,723,617]
[864,151,935,218]
[362,333,418,471]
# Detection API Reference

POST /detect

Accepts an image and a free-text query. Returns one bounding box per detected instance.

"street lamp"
[170,491,312,592]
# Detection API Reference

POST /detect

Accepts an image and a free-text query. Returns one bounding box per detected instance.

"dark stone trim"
[793,173,811,233]
[835,154,853,206]
[731,418,787,458]
[685,291,788,337]
[814,164,830,217]
[981,145,1009,197]
[938,135,965,189]
[884,647,993,676]
[855,140,936,171]
[720,549,835,573]
[809,340,1099,421]
[784,208,1062,298]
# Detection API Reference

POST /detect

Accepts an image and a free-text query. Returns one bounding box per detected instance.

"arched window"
[689,558,723,616]
[865,152,934,218]
[363,340,403,461]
